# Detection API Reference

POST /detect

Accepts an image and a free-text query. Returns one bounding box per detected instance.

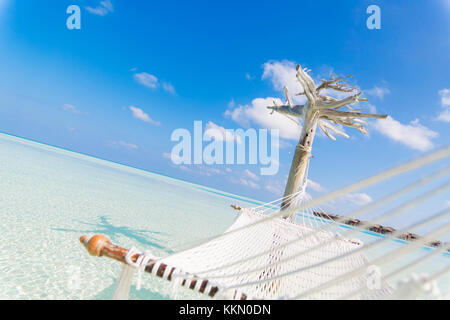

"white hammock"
[145,207,391,300]
[103,146,449,300]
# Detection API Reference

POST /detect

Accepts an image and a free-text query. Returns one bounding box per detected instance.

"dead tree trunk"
[281,106,318,217]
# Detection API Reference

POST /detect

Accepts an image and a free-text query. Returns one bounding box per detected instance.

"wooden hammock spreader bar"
[79,234,252,300]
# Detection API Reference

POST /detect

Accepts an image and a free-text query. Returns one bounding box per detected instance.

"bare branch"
[332,118,369,134]
[320,120,350,138]
[318,92,364,110]
[316,74,357,93]
[284,86,294,109]
[317,95,337,103]
[296,64,317,102]
[353,118,368,126]
[318,121,336,141]
[321,108,388,119]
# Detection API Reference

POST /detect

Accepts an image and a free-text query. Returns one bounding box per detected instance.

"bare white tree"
[268,65,387,217]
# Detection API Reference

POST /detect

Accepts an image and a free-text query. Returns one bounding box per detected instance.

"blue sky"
[0,0,449,225]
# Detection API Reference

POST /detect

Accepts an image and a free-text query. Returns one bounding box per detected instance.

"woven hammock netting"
[160,206,392,300]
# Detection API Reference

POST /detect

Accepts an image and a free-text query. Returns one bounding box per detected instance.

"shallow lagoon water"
[0,133,448,299]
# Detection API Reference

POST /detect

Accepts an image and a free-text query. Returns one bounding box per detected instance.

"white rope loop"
[123,247,156,291]
[136,250,154,290]
[125,247,140,267]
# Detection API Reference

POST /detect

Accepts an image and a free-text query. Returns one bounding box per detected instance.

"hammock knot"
[136,250,155,290]
[297,144,312,157]
[124,247,141,267]
[124,247,155,290]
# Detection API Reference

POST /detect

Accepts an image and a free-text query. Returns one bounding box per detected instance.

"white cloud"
[162,82,176,95]
[177,165,193,172]
[366,86,390,100]
[437,110,450,122]
[204,121,241,143]
[134,72,159,89]
[364,103,378,114]
[62,104,81,114]
[112,141,138,150]
[129,106,161,125]
[262,60,354,102]
[246,180,260,189]
[167,159,226,177]
[437,88,450,122]
[200,166,223,176]
[439,88,450,106]
[265,183,282,195]
[230,177,260,189]
[227,99,236,108]
[262,60,306,104]
[165,150,231,177]
[372,116,438,151]
[307,179,326,193]
[244,169,260,181]
[339,193,373,206]
[134,72,176,95]
[196,166,225,176]
[225,97,300,140]
[86,0,114,16]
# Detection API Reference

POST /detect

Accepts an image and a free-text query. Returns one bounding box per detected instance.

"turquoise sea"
[0,133,448,299]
